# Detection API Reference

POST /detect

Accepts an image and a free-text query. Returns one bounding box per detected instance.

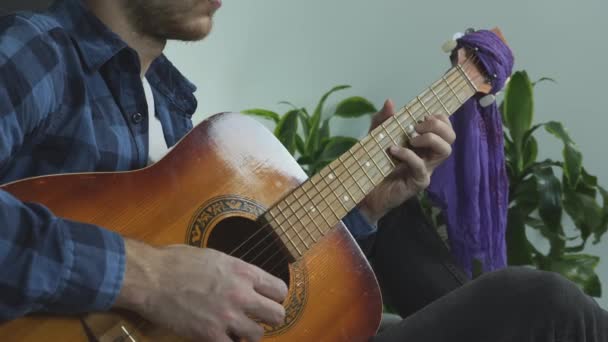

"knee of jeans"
[499,267,587,318]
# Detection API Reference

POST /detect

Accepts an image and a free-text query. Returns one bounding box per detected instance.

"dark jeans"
[367,199,608,342]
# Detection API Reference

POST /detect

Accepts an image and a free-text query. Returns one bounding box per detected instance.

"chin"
[155,17,213,42]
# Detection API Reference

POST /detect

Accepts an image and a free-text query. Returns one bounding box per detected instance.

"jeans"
[368,199,608,342]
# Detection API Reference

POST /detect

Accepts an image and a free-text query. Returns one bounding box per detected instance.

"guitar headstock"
[452,27,509,95]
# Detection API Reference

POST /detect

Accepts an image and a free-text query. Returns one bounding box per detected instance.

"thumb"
[370,99,395,131]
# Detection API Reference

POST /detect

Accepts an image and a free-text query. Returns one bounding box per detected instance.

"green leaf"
[503,71,534,161]
[506,207,534,265]
[534,167,565,255]
[241,109,281,124]
[297,155,313,165]
[574,167,598,198]
[522,136,538,170]
[510,176,538,215]
[547,254,602,297]
[544,121,582,188]
[298,109,311,138]
[595,186,608,243]
[274,109,299,155]
[532,77,557,87]
[320,119,330,144]
[334,96,377,118]
[295,135,306,156]
[563,189,602,242]
[318,136,358,163]
[306,85,351,155]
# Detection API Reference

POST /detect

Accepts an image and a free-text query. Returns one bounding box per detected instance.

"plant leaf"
[295,134,306,156]
[563,189,602,243]
[320,118,330,143]
[522,136,538,170]
[318,136,358,163]
[544,121,582,188]
[334,96,377,118]
[242,109,281,124]
[510,176,538,215]
[506,206,534,265]
[298,109,310,138]
[534,167,565,255]
[532,77,557,87]
[595,185,608,243]
[547,254,602,297]
[274,109,299,155]
[306,85,351,155]
[503,71,534,164]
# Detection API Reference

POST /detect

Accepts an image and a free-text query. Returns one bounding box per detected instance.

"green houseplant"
[243,85,377,176]
[501,71,608,297]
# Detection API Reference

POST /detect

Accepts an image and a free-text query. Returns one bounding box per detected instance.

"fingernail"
[389,146,399,154]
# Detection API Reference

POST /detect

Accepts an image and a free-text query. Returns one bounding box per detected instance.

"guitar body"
[0,113,382,341]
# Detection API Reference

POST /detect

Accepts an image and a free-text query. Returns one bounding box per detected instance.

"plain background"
[3,0,607,309]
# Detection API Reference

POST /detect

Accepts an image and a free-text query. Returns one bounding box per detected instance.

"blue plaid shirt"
[0,0,374,322]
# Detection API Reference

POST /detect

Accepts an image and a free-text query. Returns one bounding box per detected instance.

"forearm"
[0,190,125,321]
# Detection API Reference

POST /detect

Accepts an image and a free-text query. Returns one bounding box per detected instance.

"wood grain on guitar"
[0,29,509,341]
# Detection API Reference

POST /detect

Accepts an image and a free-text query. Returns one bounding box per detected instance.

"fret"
[302,195,332,237]
[456,65,477,92]
[318,167,350,213]
[292,189,322,242]
[278,198,310,249]
[338,154,367,198]
[430,86,450,115]
[442,74,464,105]
[308,175,341,222]
[393,114,412,140]
[405,106,419,125]
[349,147,377,190]
[268,210,302,256]
[328,162,357,209]
[416,95,432,119]
[360,139,389,178]
[370,131,396,168]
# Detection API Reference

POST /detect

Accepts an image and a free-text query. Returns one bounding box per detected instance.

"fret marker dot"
[365,162,371,167]
[328,174,335,180]
[310,206,316,212]
[343,195,350,201]
[379,133,385,139]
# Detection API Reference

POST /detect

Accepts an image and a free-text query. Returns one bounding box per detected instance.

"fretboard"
[266,65,477,258]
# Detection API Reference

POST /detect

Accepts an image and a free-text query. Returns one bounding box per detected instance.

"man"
[0,0,606,341]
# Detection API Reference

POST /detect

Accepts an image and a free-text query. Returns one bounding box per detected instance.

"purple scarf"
[427,30,514,276]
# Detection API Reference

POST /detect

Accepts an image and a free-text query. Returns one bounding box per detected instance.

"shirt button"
[131,112,143,124]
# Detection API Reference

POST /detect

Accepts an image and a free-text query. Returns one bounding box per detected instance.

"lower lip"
[210,0,222,9]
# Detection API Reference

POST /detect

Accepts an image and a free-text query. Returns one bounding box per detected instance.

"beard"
[123,0,214,42]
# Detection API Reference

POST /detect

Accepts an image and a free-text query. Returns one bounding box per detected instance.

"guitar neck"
[265,65,477,258]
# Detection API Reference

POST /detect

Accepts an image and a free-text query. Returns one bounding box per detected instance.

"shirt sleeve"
[342,207,378,240]
[0,14,125,321]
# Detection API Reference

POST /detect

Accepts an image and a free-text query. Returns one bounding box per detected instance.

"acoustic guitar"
[0,29,506,341]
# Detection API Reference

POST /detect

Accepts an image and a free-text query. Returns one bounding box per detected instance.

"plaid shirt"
[0,0,374,322]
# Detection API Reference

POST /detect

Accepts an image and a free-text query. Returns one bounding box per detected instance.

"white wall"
[164,0,608,308]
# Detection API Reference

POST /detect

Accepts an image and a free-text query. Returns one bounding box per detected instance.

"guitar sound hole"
[207,216,291,285]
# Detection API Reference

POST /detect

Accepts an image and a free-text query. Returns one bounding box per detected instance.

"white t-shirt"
[142,77,168,165]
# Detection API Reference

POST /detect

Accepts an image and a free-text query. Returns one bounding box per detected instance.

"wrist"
[113,239,159,312]
[357,200,383,226]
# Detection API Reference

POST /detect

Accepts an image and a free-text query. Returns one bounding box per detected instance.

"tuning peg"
[479,94,496,108]
[442,39,458,53]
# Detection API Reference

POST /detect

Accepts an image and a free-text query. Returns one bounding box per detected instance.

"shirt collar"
[49,0,198,115]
